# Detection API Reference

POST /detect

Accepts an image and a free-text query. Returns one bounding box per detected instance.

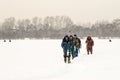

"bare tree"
[2,17,16,39]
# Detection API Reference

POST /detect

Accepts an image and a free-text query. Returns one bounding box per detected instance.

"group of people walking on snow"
[61,34,94,63]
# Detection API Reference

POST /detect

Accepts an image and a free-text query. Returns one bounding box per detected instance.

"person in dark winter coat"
[61,35,71,63]
[68,35,74,59]
[73,34,81,58]
[85,36,94,55]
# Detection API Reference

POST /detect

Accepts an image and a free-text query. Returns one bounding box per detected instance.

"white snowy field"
[0,38,120,80]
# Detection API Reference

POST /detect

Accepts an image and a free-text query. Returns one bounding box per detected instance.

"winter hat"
[65,35,68,37]
[70,35,73,37]
[74,34,77,36]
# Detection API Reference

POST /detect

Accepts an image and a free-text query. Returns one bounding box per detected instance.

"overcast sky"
[0,0,120,24]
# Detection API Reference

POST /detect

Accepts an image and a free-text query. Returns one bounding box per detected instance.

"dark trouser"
[63,49,71,63]
[75,49,79,57]
[87,46,93,55]
[74,48,79,57]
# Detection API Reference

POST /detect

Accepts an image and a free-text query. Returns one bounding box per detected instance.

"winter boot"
[87,51,89,55]
[90,50,93,54]
[68,57,71,63]
[9,40,11,42]
[64,58,66,63]
[4,40,6,42]
[72,54,75,59]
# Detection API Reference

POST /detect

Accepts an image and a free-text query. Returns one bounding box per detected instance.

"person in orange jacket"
[85,36,94,55]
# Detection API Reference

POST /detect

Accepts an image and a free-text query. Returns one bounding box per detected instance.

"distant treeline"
[0,16,120,39]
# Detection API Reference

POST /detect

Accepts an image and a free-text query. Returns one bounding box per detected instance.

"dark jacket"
[86,36,94,49]
[73,37,81,49]
[61,35,70,57]
[69,36,74,54]
[61,35,69,49]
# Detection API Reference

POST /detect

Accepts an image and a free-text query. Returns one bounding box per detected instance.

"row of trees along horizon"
[0,16,120,39]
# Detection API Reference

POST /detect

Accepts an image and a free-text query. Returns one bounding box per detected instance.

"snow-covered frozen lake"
[0,38,120,80]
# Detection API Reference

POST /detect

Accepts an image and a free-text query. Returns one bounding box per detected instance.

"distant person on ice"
[73,34,81,58]
[85,36,94,55]
[109,39,112,42]
[61,35,71,63]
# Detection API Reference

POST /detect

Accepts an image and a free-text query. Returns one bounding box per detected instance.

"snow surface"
[0,38,120,80]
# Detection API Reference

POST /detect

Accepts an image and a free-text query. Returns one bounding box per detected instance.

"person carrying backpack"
[73,34,81,58]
